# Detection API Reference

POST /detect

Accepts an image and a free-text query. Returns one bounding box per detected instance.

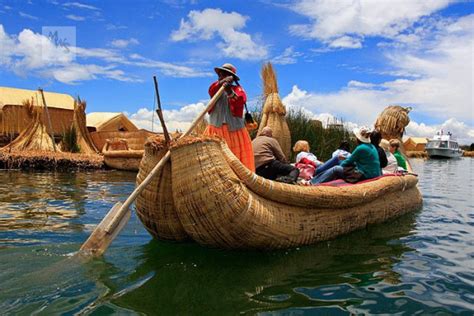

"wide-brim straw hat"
[353,126,371,143]
[214,63,240,81]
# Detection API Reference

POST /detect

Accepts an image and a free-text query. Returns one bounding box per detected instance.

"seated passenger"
[331,141,351,159]
[389,139,407,170]
[315,141,352,176]
[310,127,381,184]
[293,140,322,180]
[253,127,299,183]
[370,129,388,170]
[380,139,398,174]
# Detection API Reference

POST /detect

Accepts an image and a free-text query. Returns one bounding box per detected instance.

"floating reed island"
[0,150,103,170]
[0,89,104,170]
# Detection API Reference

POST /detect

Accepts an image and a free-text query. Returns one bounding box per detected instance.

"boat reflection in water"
[426,131,463,158]
[102,212,418,315]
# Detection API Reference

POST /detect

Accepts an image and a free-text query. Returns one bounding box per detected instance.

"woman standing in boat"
[204,63,255,171]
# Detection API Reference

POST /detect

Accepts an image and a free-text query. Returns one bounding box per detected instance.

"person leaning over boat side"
[253,127,299,183]
[370,129,388,171]
[380,139,398,174]
[310,127,381,184]
[203,63,255,171]
[389,139,407,170]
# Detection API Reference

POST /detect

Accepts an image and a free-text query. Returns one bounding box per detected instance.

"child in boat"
[380,139,398,174]
[389,139,407,170]
[293,140,322,181]
[310,127,381,184]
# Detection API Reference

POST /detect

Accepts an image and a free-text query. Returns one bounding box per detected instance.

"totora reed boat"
[135,135,422,250]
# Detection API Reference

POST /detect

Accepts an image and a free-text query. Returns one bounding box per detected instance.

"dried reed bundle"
[375,105,411,141]
[2,107,58,152]
[72,98,99,154]
[257,62,292,157]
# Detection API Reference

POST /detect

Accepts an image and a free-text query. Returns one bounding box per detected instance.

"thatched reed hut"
[404,137,428,152]
[258,63,292,158]
[0,86,75,146]
[86,112,138,132]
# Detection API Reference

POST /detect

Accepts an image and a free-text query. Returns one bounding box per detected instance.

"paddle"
[79,85,226,257]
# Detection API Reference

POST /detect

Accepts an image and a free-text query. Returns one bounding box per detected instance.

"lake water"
[0,158,473,315]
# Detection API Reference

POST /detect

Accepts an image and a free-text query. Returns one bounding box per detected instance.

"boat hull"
[103,149,143,171]
[426,148,463,158]
[136,137,423,250]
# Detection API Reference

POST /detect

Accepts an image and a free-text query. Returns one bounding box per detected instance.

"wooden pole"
[153,76,170,143]
[38,88,57,152]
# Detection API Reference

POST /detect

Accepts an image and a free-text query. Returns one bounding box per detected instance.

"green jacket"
[393,150,407,170]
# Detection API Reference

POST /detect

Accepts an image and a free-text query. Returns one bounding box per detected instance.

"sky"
[1,0,473,144]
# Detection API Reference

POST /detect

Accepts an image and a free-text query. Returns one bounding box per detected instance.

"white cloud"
[122,54,213,78]
[110,38,139,48]
[130,102,207,132]
[280,14,473,143]
[66,14,86,21]
[406,118,474,145]
[289,0,451,48]
[19,11,39,20]
[0,25,212,83]
[272,46,303,65]
[328,36,362,49]
[171,8,268,60]
[63,2,99,10]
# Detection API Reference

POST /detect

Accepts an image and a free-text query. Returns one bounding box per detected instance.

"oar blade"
[79,202,131,257]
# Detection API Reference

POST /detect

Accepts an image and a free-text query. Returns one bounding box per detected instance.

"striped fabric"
[204,124,255,172]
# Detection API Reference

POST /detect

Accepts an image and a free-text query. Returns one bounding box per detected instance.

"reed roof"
[0,86,75,111]
[86,112,138,132]
[404,137,428,144]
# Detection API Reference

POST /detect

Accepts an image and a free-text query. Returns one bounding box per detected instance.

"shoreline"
[0,150,104,171]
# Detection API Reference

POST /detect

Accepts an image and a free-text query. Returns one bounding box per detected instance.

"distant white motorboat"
[426,131,463,158]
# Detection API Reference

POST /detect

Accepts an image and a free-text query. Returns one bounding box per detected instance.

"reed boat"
[102,138,143,171]
[135,136,422,250]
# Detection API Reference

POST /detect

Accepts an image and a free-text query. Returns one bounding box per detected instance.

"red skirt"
[204,124,255,172]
